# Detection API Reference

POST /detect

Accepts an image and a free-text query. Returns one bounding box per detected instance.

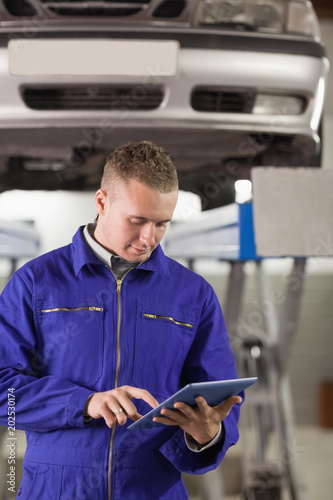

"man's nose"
[139,224,155,247]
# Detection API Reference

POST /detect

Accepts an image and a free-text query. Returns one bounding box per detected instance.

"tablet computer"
[128,377,257,430]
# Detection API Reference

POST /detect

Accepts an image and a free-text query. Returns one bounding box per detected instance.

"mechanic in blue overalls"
[0,141,243,500]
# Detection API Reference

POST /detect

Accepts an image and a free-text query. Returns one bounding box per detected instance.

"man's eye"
[131,220,144,225]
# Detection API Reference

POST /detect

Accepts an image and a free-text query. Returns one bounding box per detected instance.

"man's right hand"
[84,385,159,428]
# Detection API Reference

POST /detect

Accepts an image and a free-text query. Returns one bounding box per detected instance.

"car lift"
[164,168,333,500]
[0,218,40,278]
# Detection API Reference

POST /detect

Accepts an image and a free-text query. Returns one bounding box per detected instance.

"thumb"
[216,395,242,419]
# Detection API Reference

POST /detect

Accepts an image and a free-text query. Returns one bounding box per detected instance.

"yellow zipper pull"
[88,307,103,312]
[116,280,122,292]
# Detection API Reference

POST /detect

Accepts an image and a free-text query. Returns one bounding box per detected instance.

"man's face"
[94,178,178,262]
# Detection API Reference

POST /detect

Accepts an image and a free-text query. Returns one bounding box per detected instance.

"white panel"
[8,39,179,76]
[252,168,333,257]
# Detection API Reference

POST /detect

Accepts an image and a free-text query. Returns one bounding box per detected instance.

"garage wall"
[0,190,96,278]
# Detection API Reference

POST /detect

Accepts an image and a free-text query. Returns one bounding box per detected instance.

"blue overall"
[0,227,242,499]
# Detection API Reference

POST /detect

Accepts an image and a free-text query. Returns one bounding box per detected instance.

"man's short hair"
[101,141,178,194]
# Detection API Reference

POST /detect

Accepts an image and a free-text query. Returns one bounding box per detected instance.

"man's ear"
[95,189,108,216]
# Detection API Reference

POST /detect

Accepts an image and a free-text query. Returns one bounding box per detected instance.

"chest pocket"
[35,294,104,388]
[133,300,197,398]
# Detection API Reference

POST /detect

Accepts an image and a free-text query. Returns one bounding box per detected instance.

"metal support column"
[200,261,246,500]
[234,259,307,500]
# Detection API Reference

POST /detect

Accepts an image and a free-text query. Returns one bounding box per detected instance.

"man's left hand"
[153,395,242,446]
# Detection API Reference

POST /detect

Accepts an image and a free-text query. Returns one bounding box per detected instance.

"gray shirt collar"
[83,223,115,268]
[83,223,146,277]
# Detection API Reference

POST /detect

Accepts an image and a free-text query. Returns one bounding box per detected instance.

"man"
[0,141,242,499]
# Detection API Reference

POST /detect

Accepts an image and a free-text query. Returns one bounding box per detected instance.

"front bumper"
[0,32,329,196]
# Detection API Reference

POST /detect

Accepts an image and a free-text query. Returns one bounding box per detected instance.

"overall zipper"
[143,313,194,329]
[108,271,132,500]
[41,306,103,313]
